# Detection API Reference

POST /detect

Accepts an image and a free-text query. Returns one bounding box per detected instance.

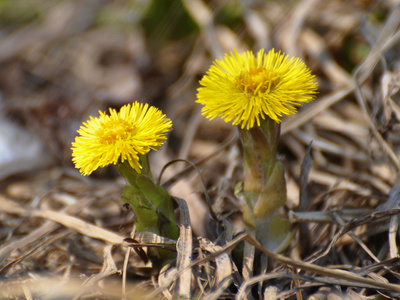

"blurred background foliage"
[0,0,379,173]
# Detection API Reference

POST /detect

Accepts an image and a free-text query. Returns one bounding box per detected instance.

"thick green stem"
[239,118,293,253]
[117,155,154,186]
[117,155,179,261]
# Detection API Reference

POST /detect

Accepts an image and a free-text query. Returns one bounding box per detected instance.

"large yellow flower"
[196,49,318,129]
[72,102,172,175]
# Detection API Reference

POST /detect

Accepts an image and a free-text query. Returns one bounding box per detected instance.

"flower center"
[98,120,137,144]
[236,67,279,94]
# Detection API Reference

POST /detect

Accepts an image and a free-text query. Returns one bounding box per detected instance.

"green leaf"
[122,184,159,234]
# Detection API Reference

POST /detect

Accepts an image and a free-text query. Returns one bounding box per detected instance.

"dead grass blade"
[174,198,193,299]
[0,195,124,245]
[198,237,233,300]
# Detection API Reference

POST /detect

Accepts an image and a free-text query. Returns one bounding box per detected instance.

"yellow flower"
[72,102,172,175]
[196,49,318,129]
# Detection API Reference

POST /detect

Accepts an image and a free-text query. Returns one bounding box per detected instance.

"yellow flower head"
[196,49,318,129]
[72,102,172,175]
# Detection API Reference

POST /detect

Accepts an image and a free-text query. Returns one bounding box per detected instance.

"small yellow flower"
[72,102,172,175]
[196,49,318,129]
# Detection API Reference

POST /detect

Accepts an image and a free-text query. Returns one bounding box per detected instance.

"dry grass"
[1,0,400,299]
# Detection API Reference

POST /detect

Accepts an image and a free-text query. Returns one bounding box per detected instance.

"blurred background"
[0,0,383,179]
